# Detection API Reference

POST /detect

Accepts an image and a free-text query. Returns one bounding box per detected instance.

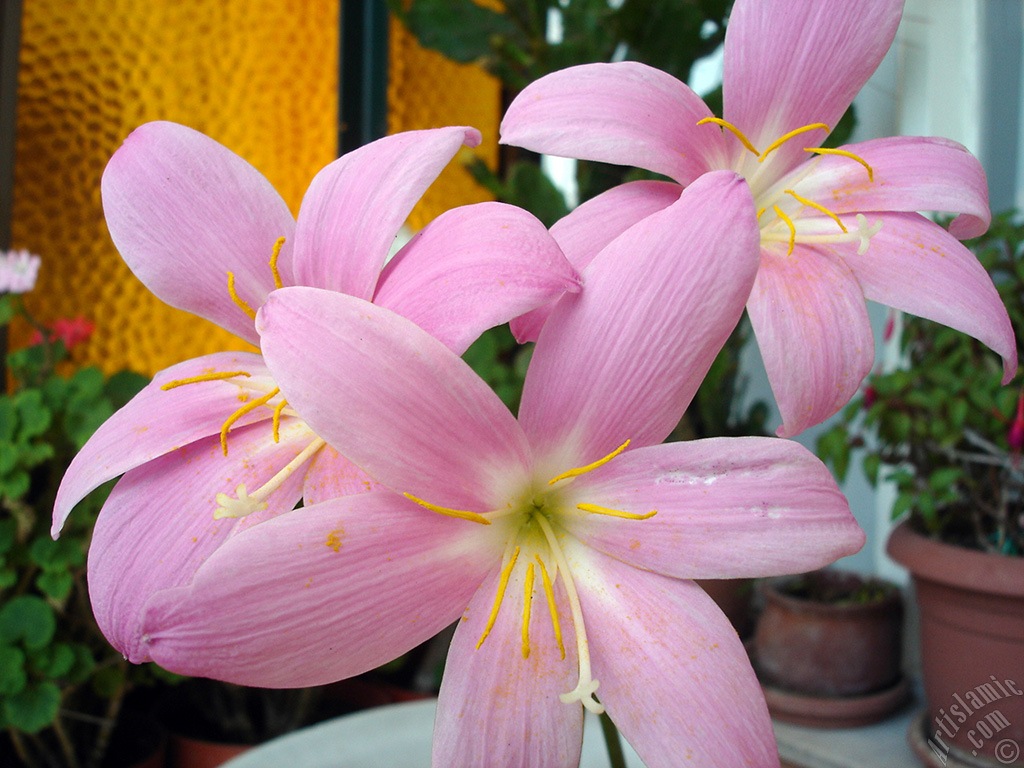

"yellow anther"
[549,440,631,485]
[269,236,286,290]
[160,370,251,391]
[536,555,565,660]
[784,190,847,233]
[756,207,767,221]
[758,123,829,163]
[804,147,875,182]
[521,562,536,659]
[576,503,658,520]
[227,271,258,320]
[403,493,491,525]
[772,205,797,255]
[220,387,280,456]
[477,546,520,650]
[696,117,760,156]
[272,398,288,442]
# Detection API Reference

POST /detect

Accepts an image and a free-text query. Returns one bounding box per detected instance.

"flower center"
[403,440,658,714]
[698,118,882,255]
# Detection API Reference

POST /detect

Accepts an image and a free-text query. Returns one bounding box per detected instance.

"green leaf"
[0,294,16,325]
[0,596,56,650]
[0,646,27,695]
[66,644,96,685]
[30,642,75,678]
[35,572,73,602]
[862,453,882,485]
[1,681,61,733]
[404,0,524,65]
[13,389,51,440]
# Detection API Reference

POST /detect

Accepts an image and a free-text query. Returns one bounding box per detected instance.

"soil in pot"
[752,569,907,727]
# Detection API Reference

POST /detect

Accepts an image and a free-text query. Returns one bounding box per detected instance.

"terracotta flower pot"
[888,521,1024,767]
[753,570,904,697]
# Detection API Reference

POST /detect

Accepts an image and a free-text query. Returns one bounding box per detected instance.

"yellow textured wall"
[10,2,500,378]
[388,17,500,230]
[11,0,340,376]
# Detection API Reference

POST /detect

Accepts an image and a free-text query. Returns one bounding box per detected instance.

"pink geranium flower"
[30,316,96,349]
[53,121,580,657]
[130,174,863,768]
[501,0,1016,437]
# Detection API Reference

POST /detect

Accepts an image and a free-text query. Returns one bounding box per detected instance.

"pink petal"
[291,127,481,300]
[788,136,991,238]
[500,62,726,185]
[519,171,758,466]
[747,243,875,437]
[373,201,581,354]
[302,445,382,505]
[53,352,274,536]
[562,437,863,578]
[138,492,500,686]
[257,288,532,512]
[569,543,779,768]
[88,422,313,661]
[838,212,1016,382]
[433,559,582,768]
[724,0,904,176]
[101,122,295,344]
[512,181,683,342]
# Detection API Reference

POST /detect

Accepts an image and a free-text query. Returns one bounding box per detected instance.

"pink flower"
[130,174,863,768]
[30,316,95,349]
[53,121,580,656]
[0,249,41,294]
[501,0,1016,437]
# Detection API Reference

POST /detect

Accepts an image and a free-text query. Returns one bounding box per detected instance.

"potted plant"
[0,263,171,768]
[818,213,1024,767]
[751,569,906,728]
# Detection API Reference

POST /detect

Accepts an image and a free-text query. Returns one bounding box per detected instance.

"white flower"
[0,249,42,294]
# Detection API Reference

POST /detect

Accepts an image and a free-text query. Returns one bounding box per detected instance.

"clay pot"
[167,733,249,768]
[753,569,903,697]
[888,521,1024,766]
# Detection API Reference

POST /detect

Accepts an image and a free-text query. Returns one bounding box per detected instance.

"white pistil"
[214,437,326,519]
[760,211,882,255]
[533,514,604,715]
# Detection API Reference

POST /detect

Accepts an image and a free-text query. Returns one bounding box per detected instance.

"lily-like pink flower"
[131,174,863,768]
[53,121,580,658]
[501,0,1016,437]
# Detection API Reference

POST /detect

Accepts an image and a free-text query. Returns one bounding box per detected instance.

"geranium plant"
[818,213,1024,556]
[0,266,164,768]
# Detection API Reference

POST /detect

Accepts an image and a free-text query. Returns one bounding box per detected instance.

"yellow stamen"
[784,190,847,233]
[549,440,631,485]
[576,503,658,520]
[521,562,535,659]
[756,207,767,221]
[403,493,491,525]
[804,147,875,182]
[227,271,257,320]
[477,545,520,650]
[220,387,279,456]
[758,123,829,163]
[269,236,286,289]
[272,398,288,442]
[696,117,760,156]
[160,370,251,391]
[536,555,565,660]
[772,205,797,255]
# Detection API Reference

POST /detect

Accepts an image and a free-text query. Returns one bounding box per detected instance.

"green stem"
[598,710,627,768]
